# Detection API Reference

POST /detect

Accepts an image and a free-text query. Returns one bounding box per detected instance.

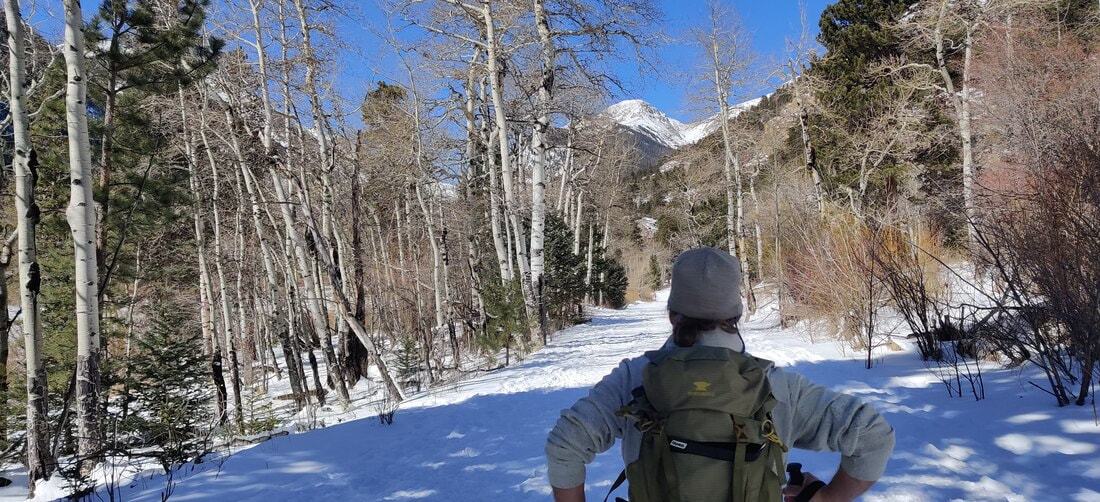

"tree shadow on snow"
[774,353,1100,501]
[105,351,1100,502]
[107,387,627,502]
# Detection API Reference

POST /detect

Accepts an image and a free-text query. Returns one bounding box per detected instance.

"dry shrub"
[621,245,661,302]
[975,144,1100,407]
[970,13,1100,407]
[872,214,953,361]
[785,207,888,366]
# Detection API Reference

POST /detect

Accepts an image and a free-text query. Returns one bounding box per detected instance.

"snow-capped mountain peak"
[603,99,690,149]
[601,97,765,150]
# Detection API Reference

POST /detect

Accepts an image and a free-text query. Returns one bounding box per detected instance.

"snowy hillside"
[6,291,1099,501]
[603,97,764,149]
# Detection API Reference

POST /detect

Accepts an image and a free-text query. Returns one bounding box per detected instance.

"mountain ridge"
[602,96,765,150]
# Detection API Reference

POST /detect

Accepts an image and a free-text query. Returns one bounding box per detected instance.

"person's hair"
[670,311,739,347]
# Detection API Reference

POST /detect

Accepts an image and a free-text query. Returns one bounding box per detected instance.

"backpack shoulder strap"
[603,469,627,502]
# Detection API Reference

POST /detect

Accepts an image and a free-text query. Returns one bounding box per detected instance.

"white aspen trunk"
[562,183,573,223]
[485,124,511,282]
[229,110,305,409]
[118,251,140,423]
[479,77,511,282]
[416,183,446,330]
[233,206,252,389]
[602,212,611,254]
[458,65,486,327]
[305,231,346,399]
[180,87,228,419]
[63,0,102,471]
[277,175,352,404]
[572,190,584,255]
[959,27,976,252]
[433,192,460,364]
[934,0,977,252]
[274,0,349,405]
[773,160,786,327]
[483,2,536,327]
[556,129,575,213]
[5,0,54,487]
[248,0,274,152]
[395,199,406,269]
[280,247,311,402]
[503,196,515,280]
[370,210,397,295]
[714,54,738,259]
[584,222,595,304]
[0,235,10,442]
[279,175,406,401]
[253,11,305,403]
[750,173,763,279]
[789,63,824,215]
[705,10,755,316]
[332,214,352,365]
[530,0,556,341]
[198,107,246,433]
[292,0,354,403]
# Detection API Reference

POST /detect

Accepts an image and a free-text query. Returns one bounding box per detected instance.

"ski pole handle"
[785,462,826,502]
[786,462,805,486]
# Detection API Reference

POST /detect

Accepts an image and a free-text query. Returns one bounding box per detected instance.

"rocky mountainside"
[597,97,764,172]
[602,97,764,149]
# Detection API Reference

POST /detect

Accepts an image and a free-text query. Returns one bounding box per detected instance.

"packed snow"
[3,290,1099,501]
[603,98,764,149]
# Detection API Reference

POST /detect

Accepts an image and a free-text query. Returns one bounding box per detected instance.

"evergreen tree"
[647,254,662,292]
[810,0,956,211]
[543,214,586,327]
[477,264,525,360]
[395,337,421,390]
[593,252,629,309]
[126,306,211,470]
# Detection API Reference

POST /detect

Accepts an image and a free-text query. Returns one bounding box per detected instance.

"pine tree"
[593,252,629,309]
[395,337,421,390]
[647,255,662,292]
[477,264,524,364]
[811,0,931,197]
[127,306,211,471]
[543,214,585,327]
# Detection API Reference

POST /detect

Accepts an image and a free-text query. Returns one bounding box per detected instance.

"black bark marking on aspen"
[26,203,40,224]
[28,148,39,187]
[27,262,41,295]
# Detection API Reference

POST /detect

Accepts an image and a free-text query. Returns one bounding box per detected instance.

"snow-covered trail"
[49,292,1100,500]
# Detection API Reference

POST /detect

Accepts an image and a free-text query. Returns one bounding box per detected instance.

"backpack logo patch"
[689,381,714,397]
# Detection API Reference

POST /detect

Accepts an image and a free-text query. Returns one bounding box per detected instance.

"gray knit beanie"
[667,247,743,320]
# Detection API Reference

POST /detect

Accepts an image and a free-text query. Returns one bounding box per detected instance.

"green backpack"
[610,345,788,502]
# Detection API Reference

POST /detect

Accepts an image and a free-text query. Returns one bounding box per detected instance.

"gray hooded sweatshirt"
[545,332,896,489]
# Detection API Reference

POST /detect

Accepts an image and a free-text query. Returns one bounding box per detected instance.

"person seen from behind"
[545,247,895,502]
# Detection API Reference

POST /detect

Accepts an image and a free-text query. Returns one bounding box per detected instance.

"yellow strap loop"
[761,419,788,452]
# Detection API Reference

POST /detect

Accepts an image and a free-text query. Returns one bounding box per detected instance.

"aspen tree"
[63,0,103,471]
[4,0,55,488]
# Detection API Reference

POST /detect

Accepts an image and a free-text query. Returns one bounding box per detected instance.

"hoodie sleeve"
[545,358,635,489]
[784,370,896,481]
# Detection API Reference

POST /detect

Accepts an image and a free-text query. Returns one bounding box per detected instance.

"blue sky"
[22,0,831,123]
[345,0,832,122]
[615,0,832,121]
